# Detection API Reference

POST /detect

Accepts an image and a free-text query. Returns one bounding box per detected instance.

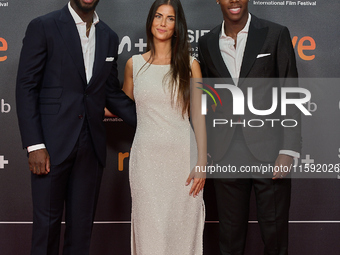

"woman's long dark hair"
[146,0,191,117]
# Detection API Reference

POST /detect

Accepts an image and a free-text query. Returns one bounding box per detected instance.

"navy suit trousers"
[31,120,103,255]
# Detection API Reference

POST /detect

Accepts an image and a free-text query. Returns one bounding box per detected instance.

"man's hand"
[273,154,293,179]
[28,149,50,175]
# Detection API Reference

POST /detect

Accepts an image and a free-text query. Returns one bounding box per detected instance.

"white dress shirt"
[218,13,299,159]
[68,1,99,84]
[219,13,251,85]
[27,2,99,153]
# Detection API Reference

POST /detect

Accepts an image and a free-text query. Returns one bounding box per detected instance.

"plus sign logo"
[135,38,147,53]
[301,154,314,166]
[118,36,147,54]
[0,155,9,169]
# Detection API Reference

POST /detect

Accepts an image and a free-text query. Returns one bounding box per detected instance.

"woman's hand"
[185,164,206,198]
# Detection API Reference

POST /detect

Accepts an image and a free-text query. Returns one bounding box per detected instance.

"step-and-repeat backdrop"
[1,0,339,254]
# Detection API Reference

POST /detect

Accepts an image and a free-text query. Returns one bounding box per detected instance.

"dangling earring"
[216,1,220,4]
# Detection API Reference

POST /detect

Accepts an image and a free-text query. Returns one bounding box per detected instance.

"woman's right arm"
[122,57,134,101]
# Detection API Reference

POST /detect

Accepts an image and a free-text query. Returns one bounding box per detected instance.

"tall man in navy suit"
[16,0,136,254]
[198,0,301,254]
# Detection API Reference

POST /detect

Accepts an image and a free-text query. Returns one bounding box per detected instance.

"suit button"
[78,115,83,119]
[84,93,88,97]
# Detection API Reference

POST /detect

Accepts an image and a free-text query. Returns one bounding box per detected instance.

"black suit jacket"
[198,15,301,162]
[16,5,136,166]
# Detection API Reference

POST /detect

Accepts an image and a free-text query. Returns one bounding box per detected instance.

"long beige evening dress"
[129,54,205,255]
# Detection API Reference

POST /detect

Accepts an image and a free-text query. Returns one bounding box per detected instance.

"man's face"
[217,0,249,24]
[72,0,100,12]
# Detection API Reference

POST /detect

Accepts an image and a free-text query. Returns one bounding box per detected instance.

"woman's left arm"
[186,59,207,197]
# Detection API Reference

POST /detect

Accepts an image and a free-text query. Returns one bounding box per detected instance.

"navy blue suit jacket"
[16,5,136,166]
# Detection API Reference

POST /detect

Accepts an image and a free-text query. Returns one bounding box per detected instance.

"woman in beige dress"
[123,0,206,254]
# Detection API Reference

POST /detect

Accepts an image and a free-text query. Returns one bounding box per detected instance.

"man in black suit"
[198,0,301,254]
[16,0,136,254]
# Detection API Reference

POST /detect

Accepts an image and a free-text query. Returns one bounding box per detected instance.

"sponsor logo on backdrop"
[118,29,210,56]
[252,1,317,6]
[103,117,122,122]
[117,33,315,61]
[0,155,9,169]
[0,37,8,62]
[188,30,210,44]
[292,36,316,61]
[188,30,210,58]
[0,0,8,7]
[1,99,11,113]
[304,100,317,112]
[118,36,147,54]
[118,152,129,171]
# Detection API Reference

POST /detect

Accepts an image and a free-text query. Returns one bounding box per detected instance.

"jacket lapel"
[56,5,87,85]
[207,25,232,79]
[88,21,109,88]
[239,15,268,78]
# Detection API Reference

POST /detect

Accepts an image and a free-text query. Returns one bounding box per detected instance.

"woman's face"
[151,4,176,42]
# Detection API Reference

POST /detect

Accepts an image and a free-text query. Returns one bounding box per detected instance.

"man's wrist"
[27,144,46,153]
[279,150,300,159]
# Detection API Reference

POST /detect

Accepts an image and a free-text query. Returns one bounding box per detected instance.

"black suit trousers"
[214,128,291,255]
[30,120,103,255]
